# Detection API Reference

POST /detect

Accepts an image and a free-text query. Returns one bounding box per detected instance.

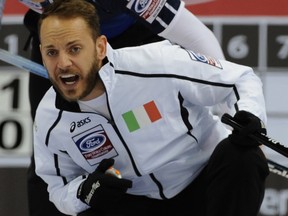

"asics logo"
[70,117,91,132]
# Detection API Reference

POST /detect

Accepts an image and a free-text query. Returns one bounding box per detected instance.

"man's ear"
[95,35,107,60]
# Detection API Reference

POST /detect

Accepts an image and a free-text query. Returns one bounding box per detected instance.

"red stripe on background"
[187,0,288,16]
[144,101,162,122]
[3,0,28,15]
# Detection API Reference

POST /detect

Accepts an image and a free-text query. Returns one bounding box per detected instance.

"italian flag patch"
[122,100,162,132]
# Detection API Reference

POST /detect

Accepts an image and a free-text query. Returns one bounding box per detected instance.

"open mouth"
[60,74,80,85]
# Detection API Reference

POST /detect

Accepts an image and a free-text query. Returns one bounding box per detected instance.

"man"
[22,1,225,216]
[34,0,269,215]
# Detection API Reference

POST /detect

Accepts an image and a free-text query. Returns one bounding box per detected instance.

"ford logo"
[79,134,106,151]
[191,52,208,63]
[134,0,152,13]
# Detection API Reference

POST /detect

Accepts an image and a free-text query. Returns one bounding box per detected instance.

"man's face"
[39,16,107,101]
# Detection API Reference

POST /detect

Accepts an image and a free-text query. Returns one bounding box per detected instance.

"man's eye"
[47,50,57,56]
[71,47,81,54]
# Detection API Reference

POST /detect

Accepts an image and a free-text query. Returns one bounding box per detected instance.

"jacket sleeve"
[125,0,225,59]
[33,121,90,215]
[162,45,267,124]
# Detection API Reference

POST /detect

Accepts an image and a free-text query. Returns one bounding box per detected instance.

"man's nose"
[57,52,72,70]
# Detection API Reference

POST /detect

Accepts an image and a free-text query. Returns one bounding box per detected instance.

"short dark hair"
[39,0,101,39]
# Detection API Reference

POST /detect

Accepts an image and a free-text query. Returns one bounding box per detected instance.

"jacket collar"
[54,88,81,112]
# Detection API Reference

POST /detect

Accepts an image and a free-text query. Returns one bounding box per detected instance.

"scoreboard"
[203,17,288,70]
[0,16,31,167]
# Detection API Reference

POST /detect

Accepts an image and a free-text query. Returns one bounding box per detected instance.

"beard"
[51,60,101,102]
[77,62,101,100]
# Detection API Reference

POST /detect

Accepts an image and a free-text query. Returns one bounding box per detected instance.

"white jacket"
[34,40,266,215]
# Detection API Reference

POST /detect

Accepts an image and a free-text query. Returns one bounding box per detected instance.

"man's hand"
[228,110,266,147]
[77,158,132,208]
